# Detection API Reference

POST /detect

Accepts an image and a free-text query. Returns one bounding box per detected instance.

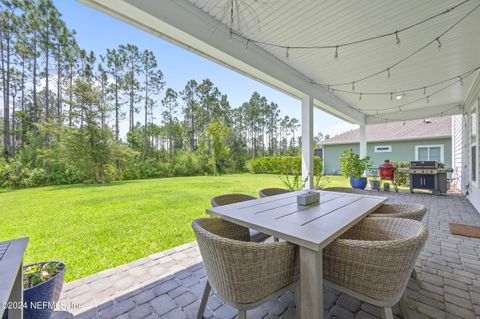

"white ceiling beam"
[365,103,463,124]
[78,0,366,124]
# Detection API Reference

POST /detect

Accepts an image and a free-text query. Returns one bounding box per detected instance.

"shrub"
[45,162,83,185]
[22,168,47,188]
[0,162,47,188]
[172,151,204,176]
[340,149,371,179]
[247,156,324,190]
[246,156,322,175]
[393,161,410,186]
[123,158,172,180]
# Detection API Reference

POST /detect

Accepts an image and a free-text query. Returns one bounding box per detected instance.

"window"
[471,110,477,142]
[374,145,392,153]
[472,145,477,183]
[415,144,444,162]
[471,101,478,184]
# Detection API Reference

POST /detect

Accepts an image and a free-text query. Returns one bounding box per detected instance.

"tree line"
[0,0,327,187]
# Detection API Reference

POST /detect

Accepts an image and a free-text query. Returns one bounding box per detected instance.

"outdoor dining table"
[0,237,29,319]
[207,190,387,319]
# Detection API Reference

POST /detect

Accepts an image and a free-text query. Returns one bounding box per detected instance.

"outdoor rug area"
[449,223,480,239]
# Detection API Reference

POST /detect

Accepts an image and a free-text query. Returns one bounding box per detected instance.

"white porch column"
[302,95,314,189]
[359,124,367,158]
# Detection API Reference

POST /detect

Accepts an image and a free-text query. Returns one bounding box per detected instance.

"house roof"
[323,116,452,144]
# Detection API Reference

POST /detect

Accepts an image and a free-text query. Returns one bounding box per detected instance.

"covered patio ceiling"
[80,0,480,124]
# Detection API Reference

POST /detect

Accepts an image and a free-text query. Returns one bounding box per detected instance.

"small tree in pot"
[340,149,371,189]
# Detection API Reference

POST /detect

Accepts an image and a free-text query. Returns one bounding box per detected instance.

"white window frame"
[374,145,392,153]
[415,144,445,162]
[470,101,478,187]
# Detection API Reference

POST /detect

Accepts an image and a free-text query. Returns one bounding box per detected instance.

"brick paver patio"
[51,191,480,319]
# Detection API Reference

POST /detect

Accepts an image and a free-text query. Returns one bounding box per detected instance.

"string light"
[387,68,391,79]
[224,1,478,90]
[244,39,250,52]
[390,93,393,101]
[359,93,362,101]
[359,75,467,112]
[320,2,480,87]
[285,47,290,59]
[459,76,464,86]
[351,82,355,91]
[228,28,233,43]
[316,66,480,97]
[395,31,401,46]
[225,0,470,52]
[436,37,442,49]
[369,105,462,123]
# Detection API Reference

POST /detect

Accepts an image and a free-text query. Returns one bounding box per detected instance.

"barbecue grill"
[397,161,452,195]
[367,160,398,192]
[379,160,398,192]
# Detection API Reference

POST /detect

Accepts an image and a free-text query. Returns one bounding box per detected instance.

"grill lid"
[410,161,438,169]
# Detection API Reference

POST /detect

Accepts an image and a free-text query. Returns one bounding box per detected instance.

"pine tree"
[103,48,124,141]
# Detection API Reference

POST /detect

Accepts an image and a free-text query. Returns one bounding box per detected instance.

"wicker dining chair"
[192,218,299,319]
[258,187,291,198]
[324,187,365,194]
[370,203,427,221]
[211,194,270,242]
[323,217,428,319]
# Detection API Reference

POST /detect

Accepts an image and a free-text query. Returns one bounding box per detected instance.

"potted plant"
[340,149,371,189]
[22,261,66,319]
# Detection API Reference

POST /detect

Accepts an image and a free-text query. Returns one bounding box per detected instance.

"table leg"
[300,247,323,319]
[8,263,23,319]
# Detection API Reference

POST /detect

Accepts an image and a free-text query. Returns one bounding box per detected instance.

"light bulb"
[395,31,401,46]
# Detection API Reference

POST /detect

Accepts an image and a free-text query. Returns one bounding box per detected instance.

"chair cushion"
[249,229,271,242]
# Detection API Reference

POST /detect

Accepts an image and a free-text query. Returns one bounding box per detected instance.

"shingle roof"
[323,116,452,144]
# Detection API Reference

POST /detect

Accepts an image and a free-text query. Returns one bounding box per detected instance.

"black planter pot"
[22,261,66,319]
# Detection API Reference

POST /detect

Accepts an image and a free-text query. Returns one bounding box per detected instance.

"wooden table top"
[207,190,387,251]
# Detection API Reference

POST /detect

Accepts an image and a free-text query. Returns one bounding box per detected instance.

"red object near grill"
[379,160,395,181]
[375,160,398,192]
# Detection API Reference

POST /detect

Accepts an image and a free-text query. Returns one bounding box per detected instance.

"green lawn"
[0,174,350,282]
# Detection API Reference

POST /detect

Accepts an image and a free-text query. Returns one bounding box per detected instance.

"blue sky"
[55,0,356,138]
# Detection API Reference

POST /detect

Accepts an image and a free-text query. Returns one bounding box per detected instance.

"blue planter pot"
[350,177,368,190]
[23,262,65,319]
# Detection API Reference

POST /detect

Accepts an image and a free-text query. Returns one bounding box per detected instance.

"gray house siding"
[323,138,452,174]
